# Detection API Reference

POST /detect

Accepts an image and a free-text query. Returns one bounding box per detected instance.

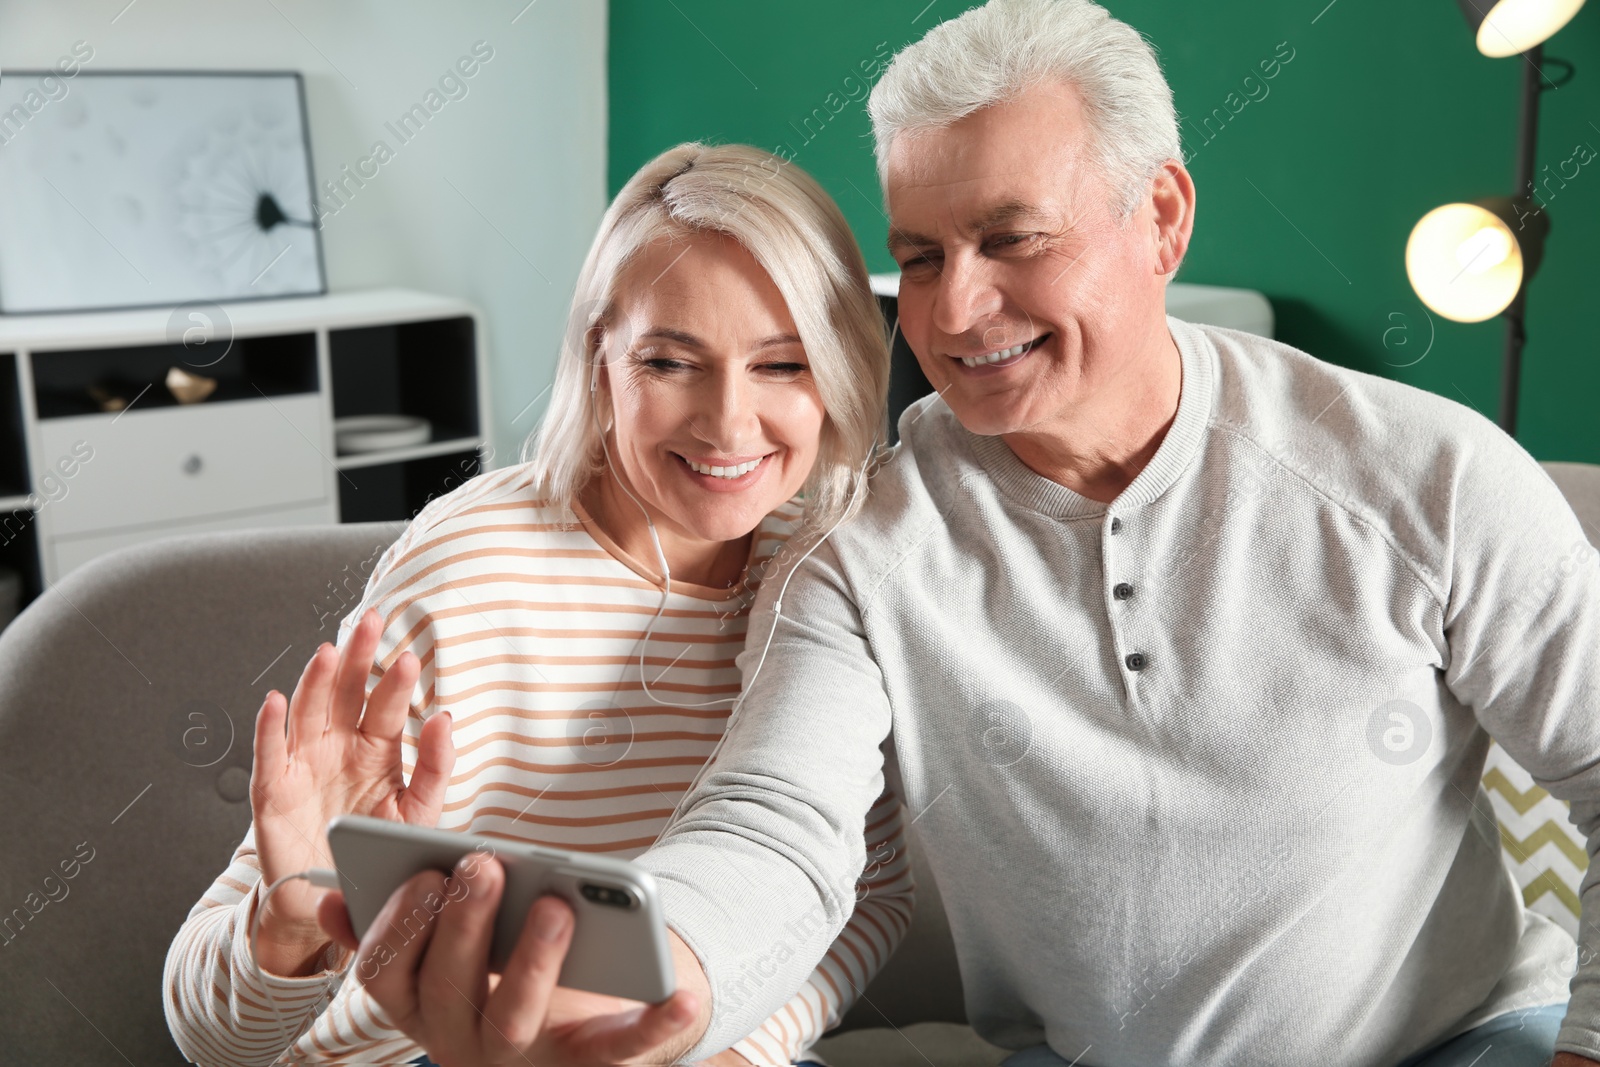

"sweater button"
[1110,517,1123,534]
[1113,582,1134,601]
[1125,652,1147,671]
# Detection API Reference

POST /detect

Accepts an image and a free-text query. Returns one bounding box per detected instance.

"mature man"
[319,1,1600,1064]
[630,1,1600,1065]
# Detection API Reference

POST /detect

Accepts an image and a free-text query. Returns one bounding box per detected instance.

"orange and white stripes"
[163,461,914,1066]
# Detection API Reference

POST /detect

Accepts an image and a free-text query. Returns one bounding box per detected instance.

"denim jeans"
[1394,1002,1569,1067]
[998,1002,1570,1067]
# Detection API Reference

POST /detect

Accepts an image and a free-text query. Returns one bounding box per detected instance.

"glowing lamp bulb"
[1406,203,1526,323]
[1471,0,1587,57]
[1455,226,1515,275]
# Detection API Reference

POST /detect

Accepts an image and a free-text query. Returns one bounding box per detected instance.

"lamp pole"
[1500,44,1544,436]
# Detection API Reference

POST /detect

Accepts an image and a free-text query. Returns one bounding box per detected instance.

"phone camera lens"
[580,882,638,909]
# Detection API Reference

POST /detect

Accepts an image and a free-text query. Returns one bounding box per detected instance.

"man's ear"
[1149,159,1196,277]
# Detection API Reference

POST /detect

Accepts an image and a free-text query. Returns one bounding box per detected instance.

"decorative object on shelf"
[0,71,326,314]
[1404,0,1584,435]
[85,379,145,412]
[164,366,218,404]
[335,414,433,455]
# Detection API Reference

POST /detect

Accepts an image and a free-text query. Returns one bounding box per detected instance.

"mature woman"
[163,142,907,1067]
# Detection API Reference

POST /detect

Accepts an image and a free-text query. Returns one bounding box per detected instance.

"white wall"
[0,0,608,467]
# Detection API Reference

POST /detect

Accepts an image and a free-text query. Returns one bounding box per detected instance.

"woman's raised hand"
[249,607,457,976]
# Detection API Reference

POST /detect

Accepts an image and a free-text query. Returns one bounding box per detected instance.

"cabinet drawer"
[46,501,338,584]
[36,395,329,536]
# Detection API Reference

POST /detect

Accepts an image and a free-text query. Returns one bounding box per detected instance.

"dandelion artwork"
[0,71,325,313]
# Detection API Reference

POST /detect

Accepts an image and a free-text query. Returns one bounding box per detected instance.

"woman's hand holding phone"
[316,851,722,1067]
[250,607,457,977]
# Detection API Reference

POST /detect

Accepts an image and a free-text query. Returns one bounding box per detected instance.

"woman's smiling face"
[595,231,827,546]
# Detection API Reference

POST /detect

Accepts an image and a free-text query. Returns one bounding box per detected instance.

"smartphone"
[325,814,676,1004]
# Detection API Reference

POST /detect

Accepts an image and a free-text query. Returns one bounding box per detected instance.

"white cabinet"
[38,395,330,536]
[0,288,490,603]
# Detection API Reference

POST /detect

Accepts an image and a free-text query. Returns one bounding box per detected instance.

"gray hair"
[868,0,1181,221]
[523,143,890,528]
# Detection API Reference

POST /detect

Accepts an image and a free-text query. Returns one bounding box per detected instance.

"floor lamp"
[1404,0,1585,436]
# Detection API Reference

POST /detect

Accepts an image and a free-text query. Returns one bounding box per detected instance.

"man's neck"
[1000,320,1183,506]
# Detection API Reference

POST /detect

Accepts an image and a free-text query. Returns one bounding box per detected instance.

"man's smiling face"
[886,78,1177,439]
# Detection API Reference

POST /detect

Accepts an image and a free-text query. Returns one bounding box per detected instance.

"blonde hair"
[868,0,1180,221]
[524,142,890,528]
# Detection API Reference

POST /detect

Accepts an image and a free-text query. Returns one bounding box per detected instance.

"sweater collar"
[961,315,1216,519]
[569,497,761,603]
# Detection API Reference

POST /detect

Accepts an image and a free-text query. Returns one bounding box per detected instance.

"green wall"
[609,0,1600,462]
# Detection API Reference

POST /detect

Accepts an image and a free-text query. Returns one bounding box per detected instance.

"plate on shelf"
[335,415,432,454]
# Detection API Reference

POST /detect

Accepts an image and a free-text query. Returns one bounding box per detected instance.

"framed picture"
[0,70,326,314]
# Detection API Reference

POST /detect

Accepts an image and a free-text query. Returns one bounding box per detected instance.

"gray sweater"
[640,315,1600,1066]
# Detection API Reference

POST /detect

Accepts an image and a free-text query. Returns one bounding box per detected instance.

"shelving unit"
[0,288,489,621]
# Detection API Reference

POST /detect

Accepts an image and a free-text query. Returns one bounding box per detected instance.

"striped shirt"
[163,461,914,1066]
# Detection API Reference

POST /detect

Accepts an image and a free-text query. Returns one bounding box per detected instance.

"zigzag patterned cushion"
[1483,739,1588,937]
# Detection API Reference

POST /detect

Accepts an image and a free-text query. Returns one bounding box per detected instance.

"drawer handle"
[182,453,203,475]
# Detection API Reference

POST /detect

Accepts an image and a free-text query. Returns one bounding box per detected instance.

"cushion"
[1483,739,1588,937]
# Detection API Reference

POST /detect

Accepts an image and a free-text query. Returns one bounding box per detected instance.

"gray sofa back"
[0,522,404,1064]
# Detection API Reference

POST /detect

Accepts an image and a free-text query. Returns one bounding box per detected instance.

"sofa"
[1,461,1596,1066]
